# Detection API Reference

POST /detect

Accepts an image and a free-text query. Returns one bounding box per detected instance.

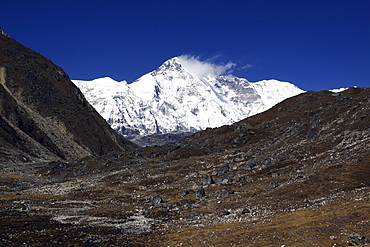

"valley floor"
[1,150,369,246]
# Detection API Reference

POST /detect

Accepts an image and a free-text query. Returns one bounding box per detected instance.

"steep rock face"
[73,57,304,145]
[0,32,136,164]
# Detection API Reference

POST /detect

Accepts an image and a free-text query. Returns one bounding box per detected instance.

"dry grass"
[159,199,370,246]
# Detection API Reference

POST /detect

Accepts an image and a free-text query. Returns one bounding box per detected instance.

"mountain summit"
[73,56,304,145]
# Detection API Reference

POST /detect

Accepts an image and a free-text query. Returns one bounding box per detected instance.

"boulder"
[203,176,215,186]
[151,194,163,206]
[196,187,205,197]
[241,208,251,214]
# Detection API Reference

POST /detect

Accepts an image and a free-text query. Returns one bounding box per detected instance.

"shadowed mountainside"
[0,32,137,163]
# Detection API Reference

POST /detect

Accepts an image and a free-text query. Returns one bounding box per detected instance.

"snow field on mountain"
[73,57,305,139]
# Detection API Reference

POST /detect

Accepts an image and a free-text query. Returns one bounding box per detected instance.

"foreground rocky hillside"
[0,32,137,164]
[1,85,369,246]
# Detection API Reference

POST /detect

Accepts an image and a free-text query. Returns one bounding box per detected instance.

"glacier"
[73,56,305,145]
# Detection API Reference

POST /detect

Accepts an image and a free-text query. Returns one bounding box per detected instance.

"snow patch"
[329,87,349,93]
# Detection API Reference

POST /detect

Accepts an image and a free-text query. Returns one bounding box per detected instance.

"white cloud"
[241,63,253,70]
[178,55,236,78]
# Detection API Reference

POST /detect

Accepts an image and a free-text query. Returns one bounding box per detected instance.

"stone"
[151,194,163,206]
[296,172,304,179]
[241,208,250,214]
[269,182,280,188]
[243,162,257,170]
[196,187,205,197]
[222,210,231,216]
[203,176,215,186]
[272,173,280,177]
[347,233,369,246]
[215,177,233,184]
[216,187,235,198]
[179,190,192,197]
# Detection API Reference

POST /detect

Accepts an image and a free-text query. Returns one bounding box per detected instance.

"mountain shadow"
[0,31,137,164]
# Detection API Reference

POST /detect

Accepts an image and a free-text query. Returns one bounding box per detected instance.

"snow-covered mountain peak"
[72,57,305,145]
[156,57,183,72]
[89,76,127,85]
[73,77,128,94]
[155,57,197,81]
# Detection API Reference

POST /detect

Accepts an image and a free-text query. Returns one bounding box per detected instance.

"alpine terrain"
[0,30,369,246]
[73,56,304,146]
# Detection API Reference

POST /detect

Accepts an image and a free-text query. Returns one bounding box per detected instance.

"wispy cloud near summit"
[178,55,236,78]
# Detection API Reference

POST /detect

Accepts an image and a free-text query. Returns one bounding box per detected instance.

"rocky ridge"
[0,31,137,164]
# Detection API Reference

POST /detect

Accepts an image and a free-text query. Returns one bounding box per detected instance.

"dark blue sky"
[1,0,369,91]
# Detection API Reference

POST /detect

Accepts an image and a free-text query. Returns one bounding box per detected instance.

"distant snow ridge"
[329,87,349,93]
[73,56,304,144]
